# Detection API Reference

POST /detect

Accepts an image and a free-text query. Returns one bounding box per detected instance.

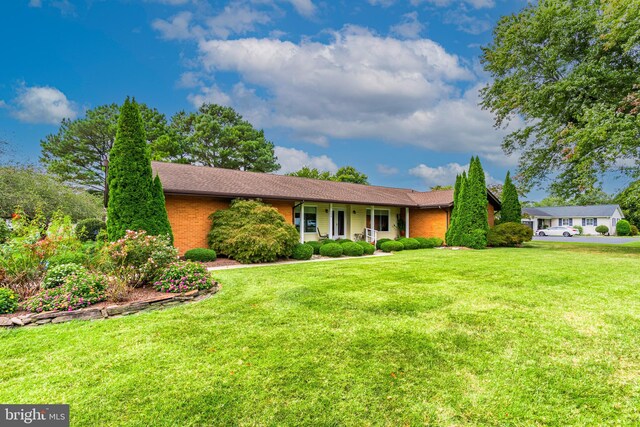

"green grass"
[2,242,640,426]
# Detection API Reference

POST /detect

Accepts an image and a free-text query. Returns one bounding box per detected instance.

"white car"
[537,226,580,237]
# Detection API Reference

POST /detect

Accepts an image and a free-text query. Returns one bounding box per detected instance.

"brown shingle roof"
[151,161,500,209]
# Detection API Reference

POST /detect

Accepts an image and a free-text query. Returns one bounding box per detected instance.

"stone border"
[0,284,220,329]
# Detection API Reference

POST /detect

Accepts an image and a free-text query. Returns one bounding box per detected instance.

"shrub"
[184,248,217,262]
[47,251,89,268]
[487,222,534,247]
[106,230,178,287]
[319,242,343,257]
[42,263,88,289]
[356,241,376,255]
[306,241,323,254]
[397,238,420,250]
[75,218,106,242]
[460,229,488,249]
[105,277,131,303]
[208,200,299,264]
[0,248,44,300]
[153,261,216,293]
[341,242,364,256]
[414,237,444,248]
[574,225,584,235]
[595,225,609,235]
[616,219,631,236]
[320,239,336,245]
[631,225,639,236]
[292,243,314,260]
[0,287,19,314]
[380,240,404,252]
[335,238,353,244]
[0,220,11,244]
[376,238,392,250]
[22,272,107,313]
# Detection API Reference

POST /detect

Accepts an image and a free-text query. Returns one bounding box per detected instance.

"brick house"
[152,161,501,254]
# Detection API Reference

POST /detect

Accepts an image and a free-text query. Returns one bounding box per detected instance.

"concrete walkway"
[207,252,392,271]
[532,236,638,244]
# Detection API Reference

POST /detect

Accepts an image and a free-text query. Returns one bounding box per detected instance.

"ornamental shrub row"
[184,248,217,262]
[153,261,216,293]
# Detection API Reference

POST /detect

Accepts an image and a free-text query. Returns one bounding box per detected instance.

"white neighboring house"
[522,205,625,235]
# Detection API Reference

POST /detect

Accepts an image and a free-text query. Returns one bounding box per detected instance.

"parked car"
[537,226,580,237]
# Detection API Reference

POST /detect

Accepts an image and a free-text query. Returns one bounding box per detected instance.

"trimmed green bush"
[631,225,639,236]
[574,225,584,235]
[306,241,323,254]
[414,237,443,248]
[320,239,336,245]
[616,219,631,236]
[43,263,88,289]
[356,241,376,255]
[398,238,420,250]
[75,218,106,242]
[595,225,609,235]
[47,251,89,268]
[292,243,314,260]
[0,288,19,314]
[153,261,216,293]
[376,238,392,250]
[380,240,404,252]
[208,200,299,264]
[341,242,364,256]
[487,222,533,247]
[335,238,353,244]
[184,248,217,262]
[461,229,488,249]
[319,242,343,257]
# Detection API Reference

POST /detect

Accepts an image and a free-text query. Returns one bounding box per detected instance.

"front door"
[333,209,346,238]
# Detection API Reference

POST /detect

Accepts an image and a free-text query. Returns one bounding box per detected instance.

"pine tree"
[500,171,522,223]
[459,156,489,249]
[446,173,463,246]
[149,174,174,244]
[107,98,155,241]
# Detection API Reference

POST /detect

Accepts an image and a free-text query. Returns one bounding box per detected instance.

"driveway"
[532,236,637,244]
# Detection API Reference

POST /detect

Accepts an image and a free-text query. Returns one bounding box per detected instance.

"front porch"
[293,202,411,243]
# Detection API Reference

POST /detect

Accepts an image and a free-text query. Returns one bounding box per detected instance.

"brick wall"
[488,204,495,227]
[409,208,449,240]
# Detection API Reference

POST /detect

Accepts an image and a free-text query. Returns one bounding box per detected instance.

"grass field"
[2,242,640,426]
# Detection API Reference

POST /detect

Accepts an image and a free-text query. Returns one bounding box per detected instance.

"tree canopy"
[286,166,369,184]
[481,0,640,197]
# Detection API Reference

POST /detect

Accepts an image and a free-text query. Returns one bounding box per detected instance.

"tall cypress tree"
[500,171,522,223]
[149,174,174,243]
[446,173,464,246]
[107,98,154,241]
[458,156,489,249]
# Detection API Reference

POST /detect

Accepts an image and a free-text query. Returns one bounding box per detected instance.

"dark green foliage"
[596,225,609,235]
[356,241,376,255]
[184,248,217,262]
[0,220,11,244]
[376,238,392,250]
[487,223,534,247]
[574,225,584,235]
[335,238,353,244]
[320,239,336,245]
[414,237,443,248]
[106,98,155,241]
[208,200,299,263]
[148,175,174,243]
[47,251,90,268]
[631,225,639,236]
[450,157,489,249]
[397,238,420,250]
[380,241,404,252]
[461,229,488,250]
[22,272,107,313]
[319,242,343,257]
[616,219,631,236]
[306,241,323,254]
[153,261,216,292]
[500,171,521,223]
[0,288,18,314]
[42,263,88,289]
[446,173,463,246]
[292,243,314,260]
[341,242,364,256]
[76,218,106,242]
[616,180,640,228]
[287,166,369,184]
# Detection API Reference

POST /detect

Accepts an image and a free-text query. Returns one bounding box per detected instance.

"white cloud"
[410,0,495,8]
[390,11,424,39]
[285,0,316,17]
[377,164,399,175]
[444,9,492,35]
[11,85,78,125]
[0,100,7,109]
[28,0,42,7]
[207,4,271,39]
[274,146,338,174]
[152,11,202,40]
[409,162,499,187]
[186,84,231,107]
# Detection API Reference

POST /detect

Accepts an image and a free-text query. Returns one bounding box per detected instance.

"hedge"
[292,243,314,260]
[356,241,376,255]
[184,248,217,262]
[376,238,392,250]
[380,240,404,252]
[341,242,364,256]
[319,242,343,257]
[397,237,420,250]
[306,241,323,254]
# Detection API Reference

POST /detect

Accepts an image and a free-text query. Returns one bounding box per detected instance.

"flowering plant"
[0,287,19,314]
[153,261,216,293]
[21,272,107,313]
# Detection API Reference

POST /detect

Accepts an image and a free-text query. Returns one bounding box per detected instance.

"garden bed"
[0,283,219,328]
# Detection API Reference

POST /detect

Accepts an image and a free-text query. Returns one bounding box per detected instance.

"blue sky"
[1,0,545,196]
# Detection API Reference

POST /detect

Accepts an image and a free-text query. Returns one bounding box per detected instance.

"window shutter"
[594,218,597,226]
[582,218,586,226]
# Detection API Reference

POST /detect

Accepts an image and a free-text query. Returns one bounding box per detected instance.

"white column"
[370,205,375,242]
[300,203,305,243]
[329,203,333,239]
[405,207,410,238]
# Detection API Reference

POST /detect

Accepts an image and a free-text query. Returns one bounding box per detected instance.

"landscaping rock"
[0,317,13,327]
[10,317,24,326]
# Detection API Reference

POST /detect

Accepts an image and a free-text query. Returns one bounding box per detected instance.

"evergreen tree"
[459,157,489,249]
[149,174,174,243]
[446,173,462,246]
[107,98,155,241]
[500,171,522,223]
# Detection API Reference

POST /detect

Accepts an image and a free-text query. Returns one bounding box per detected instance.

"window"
[366,209,390,232]
[583,218,597,226]
[294,206,317,233]
[560,218,573,226]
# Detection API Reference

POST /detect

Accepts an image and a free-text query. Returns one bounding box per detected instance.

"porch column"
[405,207,410,238]
[370,205,375,241]
[329,203,333,239]
[300,203,305,243]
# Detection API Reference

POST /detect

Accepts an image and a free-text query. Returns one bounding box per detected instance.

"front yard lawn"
[2,242,640,425]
